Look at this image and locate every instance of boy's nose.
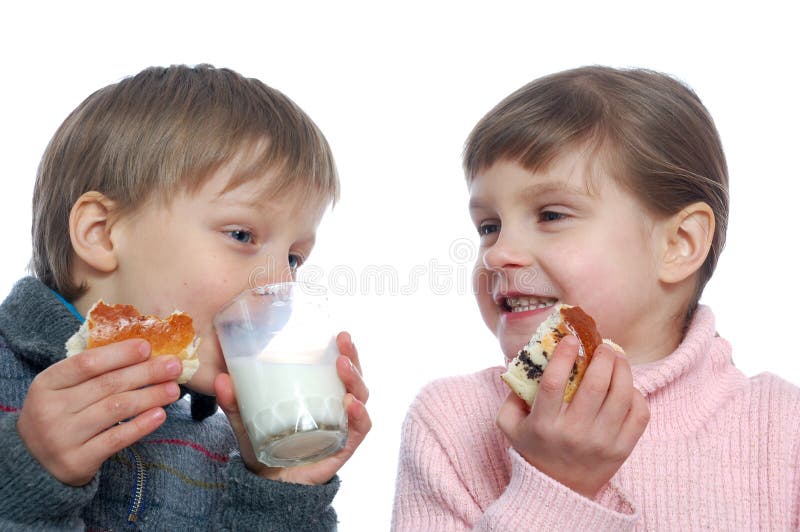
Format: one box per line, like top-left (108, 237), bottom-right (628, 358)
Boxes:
top-left (247, 257), bottom-right (297, 289)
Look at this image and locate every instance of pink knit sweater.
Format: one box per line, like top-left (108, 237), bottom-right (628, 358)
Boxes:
top-left (392, 306), bottom-right (800, 530)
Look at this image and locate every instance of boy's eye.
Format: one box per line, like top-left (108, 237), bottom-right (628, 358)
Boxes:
top-left (540, 211), bottom-right (566, 222)
top-left (288, 254), bottom-right (304, 270)
top-left (478, 223), bottom-right (500, 236)
top-left (227, 229), bottom-right (254, 244)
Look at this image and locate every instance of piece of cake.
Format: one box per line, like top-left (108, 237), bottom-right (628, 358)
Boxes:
top-left (501, 304), bottom-right (620, 405)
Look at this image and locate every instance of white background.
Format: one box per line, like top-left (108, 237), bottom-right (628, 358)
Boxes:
top-left (2, 1), bottom-right (798, 529)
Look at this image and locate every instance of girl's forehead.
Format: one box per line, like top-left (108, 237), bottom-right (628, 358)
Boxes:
top-left (469, 153), bottom-right (606, 200)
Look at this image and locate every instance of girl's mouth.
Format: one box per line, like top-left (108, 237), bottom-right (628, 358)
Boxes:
top-left (502, 296), bottom-right (558, 313)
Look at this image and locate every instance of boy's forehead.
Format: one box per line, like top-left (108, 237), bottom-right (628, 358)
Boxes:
top-left (204, 172), bottom-right (330, 225)
top-left (188, 158), bottom-right (328, 209)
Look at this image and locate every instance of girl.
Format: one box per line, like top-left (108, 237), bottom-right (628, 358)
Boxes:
top-left (392, 66), bottom-right (799, 530)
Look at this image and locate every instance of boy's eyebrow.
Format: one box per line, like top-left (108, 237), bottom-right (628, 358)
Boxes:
top-left (212, 195), bottom-right (265, 210)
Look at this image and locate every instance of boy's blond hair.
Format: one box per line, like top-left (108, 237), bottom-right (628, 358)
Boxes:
top-left (464, 66), bottom-right (729, 319)
top-left (32, 64), bottom-right (339, 301)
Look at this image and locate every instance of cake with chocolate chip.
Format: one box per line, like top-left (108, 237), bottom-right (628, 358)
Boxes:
top-left (501, 304), bottom-right (620, 405)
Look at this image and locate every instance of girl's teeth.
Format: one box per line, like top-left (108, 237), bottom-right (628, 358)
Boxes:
top-left (505, 297), bottom-right (556, 312)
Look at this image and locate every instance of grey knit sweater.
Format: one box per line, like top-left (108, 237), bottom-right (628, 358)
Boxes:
top-left (0, 277), bottom-right (340, 531)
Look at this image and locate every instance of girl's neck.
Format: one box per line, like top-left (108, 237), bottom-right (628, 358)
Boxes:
top-left (625, 306), bottom-right (687, 366)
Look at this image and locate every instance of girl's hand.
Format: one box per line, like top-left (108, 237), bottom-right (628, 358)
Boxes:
top-left (216, 331), bottom-right (371, 484)
top-left (17, 339), bottom-right (182, 486)
top-left (496, 335), bottom-right (650, 498)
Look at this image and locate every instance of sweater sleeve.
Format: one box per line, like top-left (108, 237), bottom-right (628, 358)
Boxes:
top-left (791, 388), bottom-right (800, 530)
top-left (392, 384), bottom-right (639, 531)
top-left (217, 454), bottom-right (339, 531)
top-left (391, 405), bottom-right (485, 530)
top-left (478, 449), bottom-right (638, 530)
top-left (0, 412), bottom-right (99, 531)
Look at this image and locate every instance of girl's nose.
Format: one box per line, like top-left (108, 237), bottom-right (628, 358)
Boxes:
top-left (481, 232), bottom-right (534, 271)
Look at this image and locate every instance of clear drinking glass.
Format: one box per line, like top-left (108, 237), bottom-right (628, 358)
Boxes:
top-left (214, 282), bottom-right (347, 467)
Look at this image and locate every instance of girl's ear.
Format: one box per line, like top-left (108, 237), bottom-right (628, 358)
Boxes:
top-left (658, 201), bottom-right (715, 284)
top-left (69, 191), bottom-right (120, 274)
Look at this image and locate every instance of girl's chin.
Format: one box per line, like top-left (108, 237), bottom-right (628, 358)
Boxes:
top-left (497, 307), bottom-right (558, 358)
top-left (499, 332), bottom-right (534, 361)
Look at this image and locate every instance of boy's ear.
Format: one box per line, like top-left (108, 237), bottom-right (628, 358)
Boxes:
top-left (69, 191), bottom-right (120, 273)
top-left (658, 201), bottom-right (715, 284)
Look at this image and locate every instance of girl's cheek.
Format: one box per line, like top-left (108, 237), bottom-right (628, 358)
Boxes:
top-left (472, 263), bottom-right (490, 294)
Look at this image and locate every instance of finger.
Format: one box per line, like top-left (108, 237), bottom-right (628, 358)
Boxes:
top-left (336, 355), bottom-right (369, 404)
top-left (617, 389), bottom-right (650, 451)
top-left (595, 355), bottom-right (635, 432)
top-left (530, 335), bottom-right (579, 419)
top-left (496, 392), bottom-right (530, 440)
top-left (336, 331), bottom-right (362, 375)
top-left (45, 339), bottom-right (151, 389)
top-left (214, 373), bottom-right (260, 467)
top-left (77, 381), bottom-right (181, 442)
top-left (70, 355), bottom-right (183, 413)
top-left (314, 393), bottom-right (372, 472)
top-left (214, 372), bottom-right (238, 415)
top-left (568, 343), bottom-right (616, 420)
top-left (342, 393), bottom-right (371, 451)
top-left (83, 406), bottom-right (168, 464)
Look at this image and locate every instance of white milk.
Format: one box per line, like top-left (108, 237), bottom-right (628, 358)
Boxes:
top-left (226, 349), bottom-right (347, 465)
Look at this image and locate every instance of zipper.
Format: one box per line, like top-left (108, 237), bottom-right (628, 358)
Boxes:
top-left (126, 446), bottom-right (147, 524)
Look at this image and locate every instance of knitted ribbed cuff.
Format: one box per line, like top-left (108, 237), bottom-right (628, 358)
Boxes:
top-left (0, 413), bottom-right (98, 523)
top-left (479, 448), bottom-right (638, 530)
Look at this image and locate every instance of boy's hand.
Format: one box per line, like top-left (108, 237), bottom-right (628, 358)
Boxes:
top-left (216, 331), bottom-right (371, 485)
top-left (496, 335), bottom-right (650, 499)
top-left (16, 339), bottom-right (182, 486)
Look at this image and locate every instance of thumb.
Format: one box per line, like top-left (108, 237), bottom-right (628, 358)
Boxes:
top-left (214, 373), bottom-right (260, 467)
top-left (496, 391), bottom-right (530, 440)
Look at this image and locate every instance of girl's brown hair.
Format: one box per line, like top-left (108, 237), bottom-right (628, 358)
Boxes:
top-left (464, 66), bottom-right (728, 317)
top-left (32, 64), bottom-right (339, 300)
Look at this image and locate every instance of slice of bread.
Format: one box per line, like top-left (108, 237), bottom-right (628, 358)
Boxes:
top-left (501, 304), bottom-right (620, 405)
top-left (65, 300), bottom-right (200, 384)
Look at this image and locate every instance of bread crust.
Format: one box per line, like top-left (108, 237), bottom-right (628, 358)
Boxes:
top-left (560, 305), bottom-right (602, 402)
top-left (87, 302), bottom-right (196, 355)
top-left (65, 300), bottom-right (200, 384)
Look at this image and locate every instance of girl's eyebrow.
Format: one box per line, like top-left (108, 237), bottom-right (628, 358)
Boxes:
top-left (469, 181), bottom-right (587, 212)
top-left (518, 181), bottom-right (588, 202)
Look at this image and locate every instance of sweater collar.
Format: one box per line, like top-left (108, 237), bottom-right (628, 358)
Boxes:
top-left (631, 305), bottom-right (746, 438)
top-left (0, 277), bottom-right (82, 370)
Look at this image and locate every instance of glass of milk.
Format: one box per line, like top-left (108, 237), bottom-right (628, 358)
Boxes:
top-left (214, 282), bottom-right (347, 467)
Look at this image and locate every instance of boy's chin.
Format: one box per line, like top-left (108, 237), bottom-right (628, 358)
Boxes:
top-left (180, 369), bottom-right (218, 398)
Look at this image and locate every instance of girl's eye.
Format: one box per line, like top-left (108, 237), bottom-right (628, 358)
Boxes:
top-left (227, 229), bottom-right (254, 244)
top-left (540, 211), bottom-right (566, 223)
top-left (478, 223), bottom-right (500, 236)
top-left (288, 254), bottom-right (304, 270)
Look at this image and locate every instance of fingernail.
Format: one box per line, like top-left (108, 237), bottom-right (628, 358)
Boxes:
top-left (139, 341), bottom-right (151, 357)
top-left (166, 359), bottom-right (182, 375)
top-left (562, 335), bottom-right (578, 347)
top-left (165, 382), bottom-right (180, 397)
top-left (348, 357), bottom-right (361, 376)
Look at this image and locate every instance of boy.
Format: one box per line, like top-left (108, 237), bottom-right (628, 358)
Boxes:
top-left (0, 64), bottom-right (370, 530)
